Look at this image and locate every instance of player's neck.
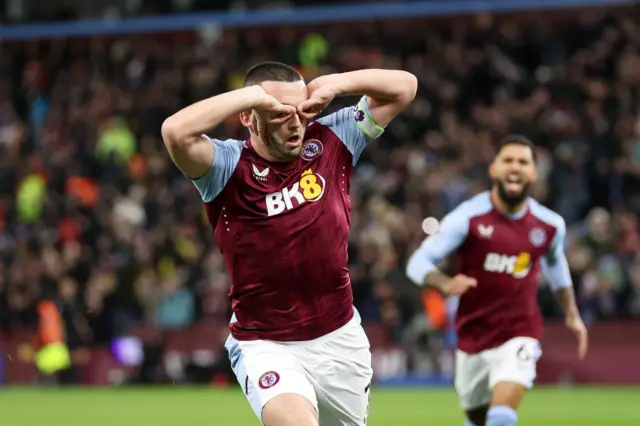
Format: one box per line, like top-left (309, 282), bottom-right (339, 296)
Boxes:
top-left (490, 189), bottom-right (528, 217)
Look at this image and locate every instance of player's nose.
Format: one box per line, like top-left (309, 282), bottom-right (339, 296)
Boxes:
top-left (289, 112), bottom-right (303, 128)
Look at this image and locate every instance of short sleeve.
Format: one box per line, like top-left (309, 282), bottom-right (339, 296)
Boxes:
top-left (545, 217), bottom-right (567, 264)
top-left (406, 205), bottom-right (471, 286)
top-left (541, 217), bottom-right (572, 290)
top-left (192, 138), bottom-right (243, 202)
top-left (316, 96), bottom-right (384, 165)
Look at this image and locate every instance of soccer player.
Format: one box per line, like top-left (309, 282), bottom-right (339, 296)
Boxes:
top-left (406, 135), bottom-right (588, 426)
top-left (161, 62), bottom-right (417, 426)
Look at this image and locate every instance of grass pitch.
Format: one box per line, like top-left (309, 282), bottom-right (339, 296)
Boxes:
top-left (1, 386), bottom-right (639, 425)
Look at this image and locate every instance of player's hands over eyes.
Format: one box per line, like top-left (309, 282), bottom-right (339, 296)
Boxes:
top-left (565, 315), bottom-right (588, 360)
top-left (443, 274), bottom-right (478, 296)
top-left (253, 94), bottom-right (297, 141)
top-left (298, 82), bottom-right (337, 120)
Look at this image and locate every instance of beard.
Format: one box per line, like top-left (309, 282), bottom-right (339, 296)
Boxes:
top-left (267, 134), bottom-right (300, 161)
top-left (496, 180), bottom-right (531, 208)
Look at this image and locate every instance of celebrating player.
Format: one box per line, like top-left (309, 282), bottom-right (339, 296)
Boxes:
top-left (161, 62), bottom-right (417, 426)
top-left (406, 135), bottom-right (588, 426)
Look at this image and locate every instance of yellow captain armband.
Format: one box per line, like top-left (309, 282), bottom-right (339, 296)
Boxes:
top-left (353, 96), bottom-right (385, 139)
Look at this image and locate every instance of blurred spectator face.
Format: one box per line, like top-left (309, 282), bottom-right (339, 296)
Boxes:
top-left (85, 282), bottom-right (104, 313)
top-left (59, 277), bottom-right (78, 301)
top-left (587, 207), bottom-right (611, 242)
top-left (240, 81), bottom-right (308, 161)
top-left (489, 143), bottom-right (538, 208)
top-left (8, 286), bottom-right (29, 310)
top-left (374, 282), bottom-right (395, 301)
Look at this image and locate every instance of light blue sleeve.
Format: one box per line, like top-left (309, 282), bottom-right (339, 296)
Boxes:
top-left (316, 96), bottom-right (384, 165)
top-left (192, 138), bottom-right (242, 202)
top-left (540, 218), bottom-right (572, 291)
top-left (405, 207), bottom-right (470, 286)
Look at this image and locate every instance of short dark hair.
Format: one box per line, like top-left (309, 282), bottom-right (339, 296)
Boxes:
top-left (496, 134), bottom-right (536, 162)
top-left (243, 62), bottom-right (303, 87)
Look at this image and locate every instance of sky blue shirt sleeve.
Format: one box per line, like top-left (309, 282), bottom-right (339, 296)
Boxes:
top-left (191, 138), bottom-right (242, 202)
top-left (406, 207), bottom-right (470, 286)
top-left (316, 96), bottom-right (379, 165)
top-left (540, 218), bottom-right (572, 291)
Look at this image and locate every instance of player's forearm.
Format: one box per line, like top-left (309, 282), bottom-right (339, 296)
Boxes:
top-left (423, 271), bottom-right (452, 292)
top-left (319, 69), bottom-right (417, 103)
top-left (162, 85), bottom-right (265, 147)
top-left (406, 252), bottom-right (452, 291)
top-left (555, 287), bottom-right (581, 319)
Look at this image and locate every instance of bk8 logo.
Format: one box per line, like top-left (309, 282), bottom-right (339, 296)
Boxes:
top-left (483, 252), bottom-right (532, 279)
top-left (265, 169), bottom-right (326, 217)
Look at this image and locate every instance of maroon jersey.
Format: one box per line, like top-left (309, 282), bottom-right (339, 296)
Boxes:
top-left (192, 101), bottom-right (375, 341)
top-left (406, 192), bottom-right (571, 353)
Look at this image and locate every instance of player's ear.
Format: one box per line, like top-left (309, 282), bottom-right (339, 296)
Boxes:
top-left (530, 163), bottom-right (539, 183)
top-left (488, 161), bottom-right (497, 180)
top-left (239, 111), bottom-right (252, 128)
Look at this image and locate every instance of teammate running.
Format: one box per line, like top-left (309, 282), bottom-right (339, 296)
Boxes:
top-left (406, 135), bottom-right (588, 426)
top-left (161, 62), bottom-right (417, 426)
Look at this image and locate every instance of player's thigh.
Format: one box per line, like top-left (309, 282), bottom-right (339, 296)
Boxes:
top-left (309, 324), bottom-right (373, 426)
top-left (455, 349), bottom-right (493, 411)
top-left (489, 337), bottom-right (542, 408)
top-left (225, 336), bottom-right (318, 425)
top-left (262, 394), bottom-right (319, 426)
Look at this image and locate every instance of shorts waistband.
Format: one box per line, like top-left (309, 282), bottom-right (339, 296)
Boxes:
top-left (265, 308), bottom-right (361, 347)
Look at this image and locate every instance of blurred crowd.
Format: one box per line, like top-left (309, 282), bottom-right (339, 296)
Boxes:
top-left (2, 0), bottom-right (429, 24)
top-left (0, 6), bottom-right (639, 358)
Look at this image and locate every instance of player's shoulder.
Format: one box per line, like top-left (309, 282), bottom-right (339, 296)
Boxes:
top-left (208, 136), bottom-right (248, 164)
top-left (528, 198), bottom-right (566, 232)
top-left (451, 191), bottom-right (494, 220)
top-left (311, 106), bottom-right (354, 139)
top-left (211, 137), bottom-right (247, 153)
top-left (313, 99), bottom-right (374, 143)
top-left (192, 137), bottom-right (247, 203)
top-left (304, 109), bottom-right (357, 160)
top-left (439, 192), bottom-right (493, 235)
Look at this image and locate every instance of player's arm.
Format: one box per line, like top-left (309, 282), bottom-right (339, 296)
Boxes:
top-left (161, 85), bottom-right (269, 179)
top-left (310, 70), bottom-right (417, 165)
top-left (541, 218), bottom-right (588, 359)
top-left (303, 69), bottom-right (417, 128)
top-left (405, 207), bottom-right (477, 296)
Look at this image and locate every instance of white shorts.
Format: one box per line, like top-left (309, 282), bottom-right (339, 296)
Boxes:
top-left (454, 337), bottom-right (542, 410)
top-left (225, 312), bottom-right (373, 426)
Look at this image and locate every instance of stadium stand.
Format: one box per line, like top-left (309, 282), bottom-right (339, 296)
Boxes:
top-left (0, 2), bottom-right (638, 384)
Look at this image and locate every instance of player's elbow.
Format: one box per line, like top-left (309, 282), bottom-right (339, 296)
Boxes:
top-left (405, 252), bottom-right (428, 286)
top-left (396, 71), bottom-right (418, 106)
top-left (161, 116), bottom-right (198, 150)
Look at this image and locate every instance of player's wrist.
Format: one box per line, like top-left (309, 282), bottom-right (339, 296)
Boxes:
top-left (309, 74), bottom-right (346, 97)
top-left (244, 85), bottom-right (268, 109)
top-left (565, 311), bottom-right (581, 322)
top-left (424, 271), bottom-right (452, 292)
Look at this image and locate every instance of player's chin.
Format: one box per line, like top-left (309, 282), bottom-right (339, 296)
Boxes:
top-left (503, 182), bottom-right (525, 196)
top-left (284, 141), bottom-right (302, 156)
top-left (498, 181), bottom-right (529, 203)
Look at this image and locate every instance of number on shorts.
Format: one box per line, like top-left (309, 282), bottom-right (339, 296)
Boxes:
top-left (363, 382), bottom-right (371, 425)
top-left (516, 344), bottom-right (532, 361)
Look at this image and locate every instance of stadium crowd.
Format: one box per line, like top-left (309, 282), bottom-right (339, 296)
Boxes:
top-left (0, 6), bottom-right (638, 361)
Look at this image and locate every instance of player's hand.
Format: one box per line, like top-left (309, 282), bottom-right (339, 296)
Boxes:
top-left (442, 274), bottom-right (477, 296)
top-left (565, 314), bottom-right (588, 360)
top-left (253, 93), bottom-right (297, 141)
top-left (298, 81), bottom-right (337, 120)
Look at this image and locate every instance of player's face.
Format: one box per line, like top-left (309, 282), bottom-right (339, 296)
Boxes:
top-left (259, 81), bottom-right (309, 161)
top-left (490, 144), bottom-right (538, 207)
